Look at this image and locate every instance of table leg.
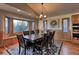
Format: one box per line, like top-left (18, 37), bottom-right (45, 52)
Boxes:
top-left (32, 43), bottom-right (35, 53)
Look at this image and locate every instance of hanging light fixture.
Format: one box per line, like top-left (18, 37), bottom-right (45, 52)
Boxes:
top-left (39, 3), bottom-right (47, 18)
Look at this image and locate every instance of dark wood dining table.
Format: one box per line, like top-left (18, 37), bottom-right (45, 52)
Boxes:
top-left (23, 34), bottom-right (43, 53)
top-left (23, 34), bottom-right (43, 43)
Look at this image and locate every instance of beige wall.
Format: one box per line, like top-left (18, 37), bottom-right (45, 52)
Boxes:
top-left (0, 10), bottom-right (32, 20)
top-left (38, 11), bottom-right (79, 40)
top-left (0, 10), bottom-right (38, 40)
top-left (46, 12), bottom-right (79, 40)
top-left (0, 15), bottom-right (4, 47)
top-left (1, 9), bottom-right (79, 41)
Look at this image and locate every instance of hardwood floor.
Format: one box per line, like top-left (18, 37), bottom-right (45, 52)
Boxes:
top-left (0, 38), bottom-right (18, 54)
top-left (0, 38), bottom-right (79, 55)
top-left (60, 40), bottom-right (79, 55)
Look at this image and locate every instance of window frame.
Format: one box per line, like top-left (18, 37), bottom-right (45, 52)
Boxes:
top-left (13, 19), bottom-right (29, 33)
top-left (62, 18), bottom-right (69, 32)
top-left (32, 21), bottom-right (35, 31)
top-left (5, 17), bottom-right (9, 34)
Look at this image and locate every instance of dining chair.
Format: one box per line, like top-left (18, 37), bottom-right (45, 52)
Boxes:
top-left (16, 34), bottom-right (31, 55)
top-left (36, 30), bottom-right (39, 34)
top-left (42, 31), bottom-right (56, 55)
top-left (52, 31), bottom-right (55, 43)
top-left (43, 34), bottom-right (49, 48)
top-left (34, 39), bottom-right (43, 54)
top-left (48, 41), bottom-right (63, 55)
top-left (48, 31), bottom-right (55, 47)
top-left (30, 31), bottom-right (35, 34)
top-left (23, 31), bottom-right (29, 35)
top-left (34, 34), bottom-right (48, 54)
top-left (33, 35), bottom-right (46, 55)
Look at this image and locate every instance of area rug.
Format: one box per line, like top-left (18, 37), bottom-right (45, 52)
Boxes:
top-left (4, 41), bottom-right (61, 55)
top-left (6, 45), bottom-right (33, 55)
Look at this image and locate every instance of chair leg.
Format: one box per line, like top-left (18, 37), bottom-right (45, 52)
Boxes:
top-left (50, 41), bottom-right (52, 47)
top-left (19, 46), bottom-right (21, 55)
top-left (24, 48), bottom-right (26, 55)
top-left (40, 50), bottom-right (43, 55)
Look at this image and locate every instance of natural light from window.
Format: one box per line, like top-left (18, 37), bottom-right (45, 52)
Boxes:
top-left (13, 19), bottom-right (29, 32)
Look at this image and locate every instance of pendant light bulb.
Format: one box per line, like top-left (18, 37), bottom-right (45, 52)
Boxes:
top-left (39, 14), bottom-right (43, 18)
top-left (44, 15), bottom-right (47, 18)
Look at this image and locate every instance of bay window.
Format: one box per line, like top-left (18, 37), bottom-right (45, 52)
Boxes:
top-left (5, 17), bottom-right (9, 34)
top-left (13, 19), bottom-right (29, 32)
top-left (32, 21), bottom-right (35, 30)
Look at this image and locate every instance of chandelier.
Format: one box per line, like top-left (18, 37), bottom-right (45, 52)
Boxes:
top-left (39, 3), bottom-right (47, 18)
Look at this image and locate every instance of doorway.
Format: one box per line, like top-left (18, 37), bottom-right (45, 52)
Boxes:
top-left (62, 18), bottom-right (70, 40)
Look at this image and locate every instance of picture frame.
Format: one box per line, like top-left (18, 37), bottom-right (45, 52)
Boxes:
top-left (50, 19), bottom-right (60, 28)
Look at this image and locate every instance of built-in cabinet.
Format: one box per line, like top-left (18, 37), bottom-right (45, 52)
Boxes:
top-left (72, 15), bottom-right (79, 24)
top-left (71, 14), bottom-right (79, 39)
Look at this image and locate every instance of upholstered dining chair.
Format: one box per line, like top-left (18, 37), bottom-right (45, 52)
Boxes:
top-left (34, 39), bottom-right (43, 55)
top-left (48, 31), bottom-right (55, 47)
top-left (36, 30), bottom-right (39, 34)
top-left (23, 31), bottom-right (29, 35)
top-left (30, 31), bottom-right (35, 34)
top-left (33, 34), bottom-right (48, 55)
top-left (16, 34), bottom-right (31, 55)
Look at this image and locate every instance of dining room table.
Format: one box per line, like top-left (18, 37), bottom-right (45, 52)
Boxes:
top-left (23, 33), bottom-right (44, 53)
top-left (23, 33), bottom-right (43, 42)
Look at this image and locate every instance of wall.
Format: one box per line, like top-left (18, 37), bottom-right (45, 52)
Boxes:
top-left (46, 11), bottom-right (79, 40)
top-left (0, 15), bottom-right (4, 47)
top-left (0, 10), bottom-right (32, 20)
top-left (0, 10), bottom-right (38, 40)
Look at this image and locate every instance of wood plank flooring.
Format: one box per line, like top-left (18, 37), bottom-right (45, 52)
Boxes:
top-left (0, 38), bottom-right (79, 55)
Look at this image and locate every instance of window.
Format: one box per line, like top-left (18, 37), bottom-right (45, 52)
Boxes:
top-left (5, 17), bottom-right (9, 34)
top-left (13, 19), bottom-right (29, 32)
top-left (63, 18), bottom-right (69, 32)
top-left (32, 21), bottom-right (35, 30)
top-left (38, 20), bottom-right (40, 29)
top-left (43, 20), bottom-right (47, 33)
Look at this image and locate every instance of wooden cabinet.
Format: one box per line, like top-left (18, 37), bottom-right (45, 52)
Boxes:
top-left (72, 14), bottom-right (79, 24)
top-left (71, 14), bottom-right (79, 39)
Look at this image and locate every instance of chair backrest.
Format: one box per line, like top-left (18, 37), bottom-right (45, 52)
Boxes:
top-left (16, 35), bottom-right (25, 46)
top-left (36, 30), bottom-right (39, 34)
top-left (50, 31), bottom-right (55, 39)
top-left (41, 34), bottom-right (48, 47)
top-left (44, 34), bottom-right (48, 41)
top-left (23, 31), bottom-right (29, 35)
top-left (30, 31), bottom-right (35, 34)
top-left (52, 31), bottom-right (55, 38)
top-left (49, 31), bottom-right (55, 43)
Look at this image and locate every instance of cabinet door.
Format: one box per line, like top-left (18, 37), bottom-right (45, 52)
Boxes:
top-left (72, 15), bottom-right (79, 24)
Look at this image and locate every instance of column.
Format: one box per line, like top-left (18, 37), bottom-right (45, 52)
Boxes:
top-left (34, 17), bottom-right (38, 31)
top-left (8, 17), bottom-right (13, 35)
top-left (29, 21), bottom-right (32, 32)
top-left (0, 15), bottom-right (4, 48)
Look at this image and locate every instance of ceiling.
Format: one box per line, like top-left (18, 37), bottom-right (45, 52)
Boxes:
top-left (0, 3), bottom-right (79, 18)
top-left (27, 3), bottom-right (79, 17)
top-left (0, 3), bottom-right (38, 19)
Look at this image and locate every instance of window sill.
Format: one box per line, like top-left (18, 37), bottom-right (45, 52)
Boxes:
top-left (3, 35), bottom-right (16, 40)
